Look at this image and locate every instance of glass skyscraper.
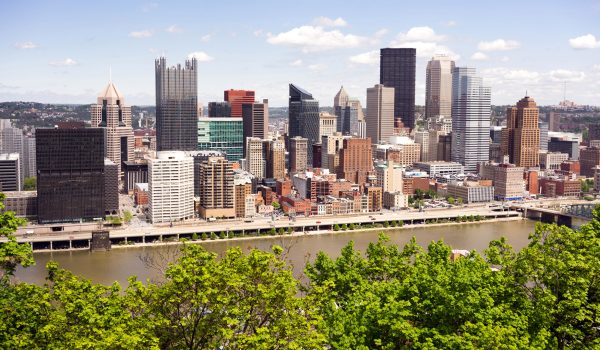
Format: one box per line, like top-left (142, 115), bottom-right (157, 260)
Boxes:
top-left (451, 67), bottom-right (491, 173)
top-left (288, 84), bottom-right (319, 166)
top-left (197, 117), bottom-right (244, 162)
top-left (155, 56), bottom-right (198, 151)
top-left (380, 48), bottom-right (416, 130)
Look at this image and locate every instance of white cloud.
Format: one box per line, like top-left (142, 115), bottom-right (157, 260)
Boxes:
top-left (201, 34), bottom-right (211, 42)
top-left (593, 64), bottom-right (600, 71)
top-left (166, 25), bottom-right (183, 33)
top-left (478, 39), bottom-right (520, 51)
top-left (267, 26), bottom-right (367, 52)
top-left (14, 41), bottom-right (37, 49)
top-left (289, 59), bottom-right (303, 66)
top-left (471, 52), bottom-right (488, 60)
top-left (187, 51), bottom-right (214, 62)
top-left (374, 28), bottom-right (388, 38)
top-left (313, 16), bottom-right (347, 27)
top-left (129, 30), bottom-right (153, 38)
top-left (482, 68), bottom-right (541, 85)
top-left (49, 58), bottom-right (78, 66)
top-left (549, 69), bottom-right (585, 82)
top-left (395, 26), bottom-right (445, 42)
top-left (349, 50), bottom-right (378, 65)
top-left (308, 63), bottom-right (326, 71)
top-left (253, 29), bottom-right (264, 37)
top-left (568, 34), bottom-right (600, 49)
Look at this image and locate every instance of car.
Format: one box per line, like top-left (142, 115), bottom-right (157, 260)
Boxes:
top-left (316, 221), bottom-right (321, 224)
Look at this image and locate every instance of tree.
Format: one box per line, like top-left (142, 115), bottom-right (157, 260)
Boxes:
top-left (271, 201), bottom-right (280, 209)
top-left (457, 197), bottom-right (464, 205)
top-left (447, 196), bottom-right (456, 205)
top-left (201, 233), bottom-right (208, 241)
top-left (191, 232), bottom-right (198, 241)
top-left (123, 210), bottom-right (133, 224)
top-left (210, 232), bottom-right (216, 240)
top-left (0, 193), bottom-right (33, 282)
top-left (219, 231), bottom-right (226, 239)
top-left (143, 244), bottom-right (325, 349)
top-left (333, 224), bottom-right (340, 231)
top-left (23, 177), bottom-right (36, 191)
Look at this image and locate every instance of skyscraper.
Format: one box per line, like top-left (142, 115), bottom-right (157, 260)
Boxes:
top-left (334, 86), bottom-right (349, 132)
top-left (36, 127), bottom-right (106, 224)
top-left (197, 117), bottom-right (244, 162)
top-left (288, 84), bottom-right (320, 165)
top-left (319, 112), bottom-right (337, 139)
top-left (380, 48), bottom-right (416, 129)
top-left (425, 55), bottom-right (455, 119)
top-left (155, 56), bottom-right (198, 151)
top-left (91, 81), bottom-right (134, 173)
top-left (242, 99), bottom-right (269, 153)
top-left (451, 67), bottom-right (491, 173)
top-left (289, 136), bottom-right (308, 174)
top-left (198, 156), bottom-right (235, 219)
top-left (224, 89), bottom-right (255, 118)
top-left (366, 84), bottom-right (395, 144)
top-left (502, 96), bottom-right (540, 168)
top-left (264, 138), bottom-right (286, 180)
top-left (338, 137), bottom-right (373, 186)
top-left (0, 153), bottom-right (21, 191)
top-left (245, 137), bottom-right (265, 179)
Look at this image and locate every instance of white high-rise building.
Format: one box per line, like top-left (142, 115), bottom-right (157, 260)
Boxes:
top-left (451, 67), bottom-right (491, 173)
top-left (366, 84), bottom-right (395, 144)
top-left (149, 151), bottom-right (194, 223)
top-left (91, 81), bottom-right (134, 173)
top-left (426, 55), bottom-right (455, 120)
top-left (375, 161), bottom-right (404, 192)
top-left (245, 137), bottom-right (265, 179)
top-left (23, 135), bottom-right (36, 178)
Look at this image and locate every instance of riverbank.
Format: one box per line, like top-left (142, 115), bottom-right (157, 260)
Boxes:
top-left (31, 215), bottom-right (524, 253)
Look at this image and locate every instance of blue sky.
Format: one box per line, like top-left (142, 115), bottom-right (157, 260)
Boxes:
top-left (1, 0), bottom-right (599, 107)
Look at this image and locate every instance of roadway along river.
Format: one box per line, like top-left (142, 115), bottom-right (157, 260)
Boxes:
top-left (15, 220), bottom-right (537, 286)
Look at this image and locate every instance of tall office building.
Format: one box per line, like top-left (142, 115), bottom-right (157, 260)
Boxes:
top-left (0, 153), bottom-right (21, 191)
top-left (91, 81), bottom-right (134, 173)
top-left (321, 132), bottom-right (346, 173)
top-left (264, 138), bottom-right (285, 180)
top-left (539, 121), bottom-right (549, 151)
top-left (224, 89), bottom-right (255, 118)
top-left (375, 160), bottom-right (403, 193)
top-left (589, 123), bottom-right (600, 142)
top-left (425, 55), bottom-right (455, 119)
top-left (148, 151), bottom-right (194, 223)
top-left (380, 48), bottom-right (416, 129)
top-left (288, 84), bottom-right (319, 165)
top-left (366, 84), bottom-right (395, 144)
top-left (502, 96), bottom-right (540, 168)
top-left (245, 137), bottom-right (265, 179)
top-left (23, 135), bottom-right (36, 178)
top-left (197, 117), bottom-right (244, 162)
top-left (242, 99), bottom-right (269, 155)
top-left (334, 86), bottom-right (349, 132)
top-left (547, 111), bottom-right (560, 132)
top-left (36, 127), bottom-right (106, 224)
top-left (198, 156), bottom-right (235, 219)
top-left (450, 67), bottom-right (491, 173)
top-left (289, 136), bottom-right (308, 173)
top-left (155, 56), bottom-right (198, 151)
top-left (0, 126), bottom-right (25, 184)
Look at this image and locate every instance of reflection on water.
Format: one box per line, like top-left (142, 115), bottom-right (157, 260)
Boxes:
top-left (15, 220), bottom-right (537, 286)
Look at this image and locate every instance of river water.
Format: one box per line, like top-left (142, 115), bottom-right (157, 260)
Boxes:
top-left (15, 220), bottom-right (537, 286)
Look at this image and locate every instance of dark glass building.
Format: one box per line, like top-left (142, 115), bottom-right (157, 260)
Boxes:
top-left (288, 84), bottom-right (319, 166)
top-left (155, 56), bottom-right (198, 151)
top-left (36, 128), bottom-right (106, 224)
top-left (380, 48), bottom-right (416, 130)
top-left (208, 102), bottom-right (231, 118)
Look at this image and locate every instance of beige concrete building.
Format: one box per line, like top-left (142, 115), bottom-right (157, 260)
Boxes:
top-left (425, 55), bottom-right (455, 119)
top-left (289, 136), bottom-right (308, 174)
top-left (539, 151), bottom-right (569, 170)
top-left (479, 162), bottom-right (525, 200)
top-left (319, 112), bottom-right (337, 139)
top-left (366, 84), bottom-right (394, 144)
top-left (377, 141), bottom-right (421, 167)
top-left (321, 132), bottom-right (348, 173)
top-left (198, 156), bottom-right (235, 219)
top-left (245, 137), bottom-right (265, 179)
top-left (91, 82), bottom-right (134, 173)
top-left (375, 161), bottom-right (404, 192)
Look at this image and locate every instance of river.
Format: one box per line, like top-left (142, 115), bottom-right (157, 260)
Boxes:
top-left (15, 220), bottom-right (537, 286)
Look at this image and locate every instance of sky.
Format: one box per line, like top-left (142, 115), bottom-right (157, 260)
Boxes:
top-left (1, 0), bottom-right (599, 107)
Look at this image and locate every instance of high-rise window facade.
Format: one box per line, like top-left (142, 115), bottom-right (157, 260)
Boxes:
top-left (197, 117), bottom-right (244, 162)
top-left (288, 84), bottom-right (319, 166)
top-left (425, 55), bottom-right (455, 119)
top-left (155, 57), bottom-right (198, 151)
top-left (380, 48), bottom-right (416, 129)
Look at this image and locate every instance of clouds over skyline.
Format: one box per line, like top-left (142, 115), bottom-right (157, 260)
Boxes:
top-left (478, 39), bottom-right (520, 51)
top-left (569, 34), bottom-right (600, 49)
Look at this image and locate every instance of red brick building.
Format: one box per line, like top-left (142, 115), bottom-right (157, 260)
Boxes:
top-left (276, 179), bottom-right (292, 198)
top-left (280, 195), bottom-right (311, 216)
top-left (224, 89), bottom-right (255, 118)
top-left (539, 177), bottom-right (581, 197)
top-left (337, 138), bottom-right (373, 186)
top-left (560, 160), bottom-right (580, 175)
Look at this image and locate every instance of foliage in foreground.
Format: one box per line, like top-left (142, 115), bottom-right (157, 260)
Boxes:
top-left (1, 193), bottom-right (600, 348)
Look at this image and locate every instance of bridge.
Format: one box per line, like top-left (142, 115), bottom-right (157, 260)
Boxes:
top-left (510, 201), bottom-right (599, 227)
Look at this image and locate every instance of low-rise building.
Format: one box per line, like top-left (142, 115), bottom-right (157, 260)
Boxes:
top-left (382, 191), bottom-right (408, 210)
top-left (539, 176), bottom-right (581, 197)
top-left (1, 191), bottom-right (37, 219)
top-left (413, 161), bottom-right (464, 177)
top-left (447, 181), bottom-right (494, 203)
top-left (539, 152), bottom-right (569, 170)
top-left (134, 183), bottom-right (149, 206)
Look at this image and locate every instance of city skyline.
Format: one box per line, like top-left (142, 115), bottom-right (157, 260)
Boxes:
top-left (0, 0), bottom-right (599, 107)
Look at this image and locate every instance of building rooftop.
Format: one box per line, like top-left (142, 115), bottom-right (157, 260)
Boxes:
top-left (0, 153), bottom-right (19, 161)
